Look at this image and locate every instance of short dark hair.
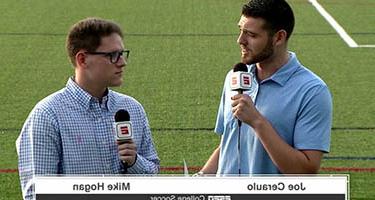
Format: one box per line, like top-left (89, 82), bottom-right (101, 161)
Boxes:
top-left (66, 17), bottom-right (123, 66)
top-left (242, 0), bottom-right (295, 40)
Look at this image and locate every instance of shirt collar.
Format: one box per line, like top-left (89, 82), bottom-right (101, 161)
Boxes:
top-left (99, 92), bottom-right (109, 110)
top-left (107, 91), bottom-right (118, 113)
top-left (249, 52), bottom-right (300, 86)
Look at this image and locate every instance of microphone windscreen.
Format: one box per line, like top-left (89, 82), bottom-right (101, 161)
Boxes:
top-left (115, 109), bottom-right (130, 122)
top-left (233, 62), bottom-right (248, 72)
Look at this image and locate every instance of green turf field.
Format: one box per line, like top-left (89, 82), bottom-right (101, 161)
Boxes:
top-left (0, 0), bottom-right (374, 199)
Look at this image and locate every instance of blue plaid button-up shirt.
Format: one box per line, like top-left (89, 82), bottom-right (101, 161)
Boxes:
top-left (16, 78), bottom-right (159, 199)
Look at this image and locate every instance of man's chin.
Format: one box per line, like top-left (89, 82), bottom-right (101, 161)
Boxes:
top-left (110, 80), bottom-right (123, 87)
top-left (241, 57), bottom-right (252, 65)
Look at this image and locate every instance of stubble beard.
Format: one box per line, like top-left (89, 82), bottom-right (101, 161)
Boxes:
top-left (241, 38), bottom-right (274, 65)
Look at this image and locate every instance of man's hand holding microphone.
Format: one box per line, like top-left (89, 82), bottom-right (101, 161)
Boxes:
top-left (230, 63), bottom-right (261, 128)
top-left (114, 109), bottom-right (137, 172)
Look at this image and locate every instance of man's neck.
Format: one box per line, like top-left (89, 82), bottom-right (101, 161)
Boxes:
top-left (256, 51), bottom-right (290, 81)
top-left (73, 75), bottom-right (107, 99)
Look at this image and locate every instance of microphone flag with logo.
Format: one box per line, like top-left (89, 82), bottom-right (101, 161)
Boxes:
top-left (230, 62), bottom-right (252, 94)
top-left (114, 109), bottom-right (133, 140)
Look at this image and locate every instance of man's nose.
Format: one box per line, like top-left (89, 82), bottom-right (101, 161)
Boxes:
top-left (117, 55), bottom-right (127, 67)
top-left (237, 31), bottom-right (245, 45)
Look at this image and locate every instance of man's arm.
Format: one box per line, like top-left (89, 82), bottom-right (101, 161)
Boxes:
top-left (231, 84), bottom-right (332, 173)
top-left (122, 107), bottom-right (160, 174)
top-left (17, 107), bottom-right (61, 199)
top-left (247, 116), bottom-right (323, 173)
top-left (200, 146), bottom-right (220, 174)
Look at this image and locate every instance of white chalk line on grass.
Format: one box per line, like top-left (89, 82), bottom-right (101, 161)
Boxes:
top-left (309, 0), bottom-right (375, 48)
top-left (358, 44), bottom-right (375, 48)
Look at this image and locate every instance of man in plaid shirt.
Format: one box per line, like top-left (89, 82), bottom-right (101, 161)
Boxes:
top-left (16, 17), bottom-right (160, 200)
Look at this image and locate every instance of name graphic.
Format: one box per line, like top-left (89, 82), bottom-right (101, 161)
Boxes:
top-left (247, 182), bottom-right (306, 191)
top-left (72, 182), bottom-right (130, 192)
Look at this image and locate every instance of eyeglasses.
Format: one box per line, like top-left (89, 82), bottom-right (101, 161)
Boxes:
top-left (86, 50), bottom-right (130, 64)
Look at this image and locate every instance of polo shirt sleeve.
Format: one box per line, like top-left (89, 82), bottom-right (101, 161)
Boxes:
top-left (294, 84), bottom-right (332, 152)
top-left (215, 78), bottom-right (228, 135)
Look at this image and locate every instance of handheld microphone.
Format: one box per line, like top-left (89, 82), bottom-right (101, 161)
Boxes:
top-left (114, 109), bottom-right (133, 173)
top-left (230, 63), bottom-right (252, 127)
top-left (114, 109), bottom-right (133, 141)
top-left (230, 62), bottom-right (252, 94)
top-left (230, 63), bottom-right (252, 175)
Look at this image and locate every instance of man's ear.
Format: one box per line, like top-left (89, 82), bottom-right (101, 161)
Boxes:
top-left (75, 51), bottom-right (87, 68)
top-left (273, 30), bottom-right (287, 46)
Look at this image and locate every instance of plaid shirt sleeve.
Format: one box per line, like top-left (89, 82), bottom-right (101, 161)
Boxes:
top-left (17, 106), bottom-right (61, 200)
top-left (127, 105), bottom-right (159, 174)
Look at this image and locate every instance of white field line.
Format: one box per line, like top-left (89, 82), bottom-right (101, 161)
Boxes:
top-left (358, 44), bottom-right (375, 48)
top-left (309, 0), bottom-right (360, 48)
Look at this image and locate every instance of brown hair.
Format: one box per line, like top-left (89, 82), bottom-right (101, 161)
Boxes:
top-left (242, 0), bottom-right (294, 40)
top-left (66, 17), bottom-right (123, 66)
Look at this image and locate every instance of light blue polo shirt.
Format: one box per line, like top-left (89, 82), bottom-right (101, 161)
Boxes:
top-left (215, 52), bottom-right (332, 175)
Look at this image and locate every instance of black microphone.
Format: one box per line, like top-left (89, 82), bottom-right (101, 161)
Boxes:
top-left (233, 62), bottom-right (248, 72)
top-left (114, 109), bottom-right (133, 173)
top-left (114, 109), bottom-right (133, 141)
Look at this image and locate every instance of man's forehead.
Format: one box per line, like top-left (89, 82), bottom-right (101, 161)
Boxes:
top-left (237, 15), bottom-right (266, 29)
top-left (97, 33), bottom-right (124, 50)
top-left (237, 15), bottom-right (248, 27)
top-left (103, 33), bottom-right (123, 41)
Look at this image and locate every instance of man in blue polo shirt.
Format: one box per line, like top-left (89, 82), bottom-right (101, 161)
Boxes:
top-left (199, 0), bottom-right (332, 175)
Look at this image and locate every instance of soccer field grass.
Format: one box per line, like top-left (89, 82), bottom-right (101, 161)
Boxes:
top-left (1, 0), bottom-right (374, 199)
